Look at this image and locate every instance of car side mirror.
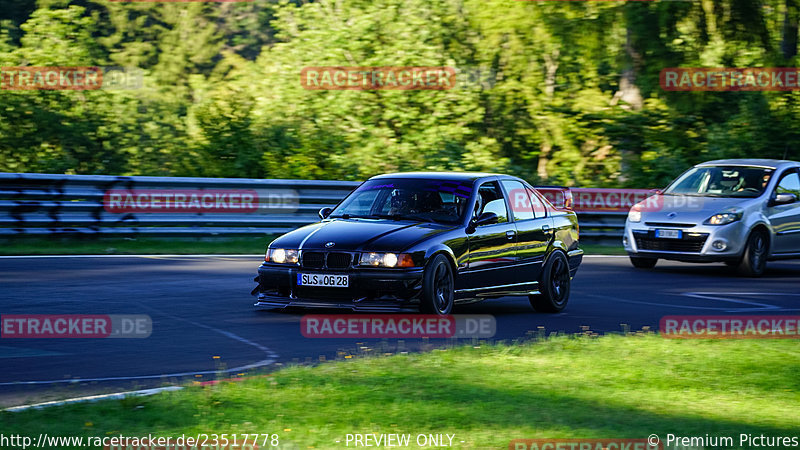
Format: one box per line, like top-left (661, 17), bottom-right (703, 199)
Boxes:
top-left (770, 193), bottom-right (798, 206)
top-left (472, 212), bottom-right (499, 227)
top-left (318, 207), bottom-right (333, 220)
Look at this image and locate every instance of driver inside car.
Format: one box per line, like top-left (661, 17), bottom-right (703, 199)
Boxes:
top-left (736, 171), bottom-right (772, 192)
top-left (417, 191), bottom-right (443, 213)
top-left (388, 190), bottom-right (447, 216)
top-left (388, 189), bottom-right (417, 215)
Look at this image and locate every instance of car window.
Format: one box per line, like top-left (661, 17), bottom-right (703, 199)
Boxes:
top-left (331, 178), bottom-right (472, 224)
top-left (526, 187), bottom-right (548, 219)
top-left (345, 188), bottom-right (381, 215)
top-left (776, 171), bottom-right (800, 197)
top-left (474, 182), bottom-right (508, 224)
top-left (501, 180), bottom-right (535, 221)
top-left (664, 165), bottom-right (775, 198)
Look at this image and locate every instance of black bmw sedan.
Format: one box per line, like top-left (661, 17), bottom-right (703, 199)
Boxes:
top-left (252, 172), bottom-right (583, 314)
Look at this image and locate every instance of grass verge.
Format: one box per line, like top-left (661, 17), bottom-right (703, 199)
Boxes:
top-left (0, 237), bottom-right (272, 255)
top-left (2, 335), bottom-right (797, 449)
top-left (578, 243), bottom-right (626, 256)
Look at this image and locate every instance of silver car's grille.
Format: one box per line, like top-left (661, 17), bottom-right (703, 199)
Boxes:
top-left (634, 233), bottom-right (709, 253)
top-left (645, 222), bottom-right (696, 228)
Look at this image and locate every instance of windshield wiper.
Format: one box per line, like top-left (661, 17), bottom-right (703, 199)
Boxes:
top-left (334, 213), bottom-right (454, 224)
top-left (331, 214), bottom-right (400, 220)
top-left (388, 213), bottom-right (456, 224)
top-left (357, 213), bottom-right (430, 222)
top-left (371, 214), bottom-right (408, 220)
top-left (330, 214), bottom-right (377, 219)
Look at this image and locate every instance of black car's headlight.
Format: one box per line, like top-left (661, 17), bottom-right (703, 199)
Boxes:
top-left (266, 248), bottom-right (299, 264)
top-left (359, 252), bottom-right (415, 268)
top-left (704, 208), bottom-right (744, 226)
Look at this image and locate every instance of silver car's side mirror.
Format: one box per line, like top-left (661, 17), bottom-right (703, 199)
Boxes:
top-left (771, 193), bottom-right (798, 206)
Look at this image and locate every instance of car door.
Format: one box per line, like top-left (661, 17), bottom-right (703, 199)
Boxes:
top-left (500, 180), bottom-right (553, 285)
top-left (458, 180), bottom-right (518, 293)
top-left (767, 169), bottom-right (800, 254)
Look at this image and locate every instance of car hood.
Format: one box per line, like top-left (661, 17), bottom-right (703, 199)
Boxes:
top-left (269, 219), bottom-right (456, 252)
top-left (636, 194), bottom-right (756, 224)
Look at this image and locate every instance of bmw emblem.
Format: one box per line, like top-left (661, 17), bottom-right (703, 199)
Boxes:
top-left (325, 242), bottom-right (336, 248)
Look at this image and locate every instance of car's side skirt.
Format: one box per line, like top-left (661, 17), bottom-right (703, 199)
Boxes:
top-left (454, 280), bottom-right (539, 300)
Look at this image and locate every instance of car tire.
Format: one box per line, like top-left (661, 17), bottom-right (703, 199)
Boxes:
top-left (629, 256), bottom-right (658, 269)
top-left (736, 230), bottom-right (769, 277)
top-left (420, 254), bottom-right (454, 315)
top-left (529, 251), bottom-right (570, 313)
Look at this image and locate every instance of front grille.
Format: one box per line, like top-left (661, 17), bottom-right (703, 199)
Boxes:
top-left (327, 252), bottom-right (352, 269)
top-left (302, 252), bottom-right (324, 268)
top-left (645, 222), bottom-right (696, 228)
top-left (634, 233), bottom-right (708, 253)
top-left (300, 251), bottom-right (353, 269)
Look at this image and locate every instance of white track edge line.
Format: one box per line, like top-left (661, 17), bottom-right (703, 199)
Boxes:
top-left (4, 386), bottom-right (184, 412)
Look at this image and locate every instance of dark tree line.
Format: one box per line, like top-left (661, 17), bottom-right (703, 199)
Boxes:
top-left (1, 0), bottom-right (798, 188)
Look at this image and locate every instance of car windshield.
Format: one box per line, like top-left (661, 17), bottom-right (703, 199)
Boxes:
top-left (663, 165), bottom-right (775, 198)
top-left (330, 178), bottom-right (473, 224)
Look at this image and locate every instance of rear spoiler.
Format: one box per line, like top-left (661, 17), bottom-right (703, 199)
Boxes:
top-left (532, 186), bottom-right (573, 210)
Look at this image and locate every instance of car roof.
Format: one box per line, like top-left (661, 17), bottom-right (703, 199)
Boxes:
top-left (696, 159), bottom-right (799, 170)
top-left (368, 171), bottom-right (516, 182)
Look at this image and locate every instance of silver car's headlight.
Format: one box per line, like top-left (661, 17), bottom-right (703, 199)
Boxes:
top-left (628, 207), bottom-right (642, 223)
top-left (704, 208), bottom-right (743, 226)
top-left (268, 248), bottom-right (299, 264)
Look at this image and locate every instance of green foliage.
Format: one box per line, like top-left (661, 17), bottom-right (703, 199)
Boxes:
top-left (0, 0), bottom-right (798, 185)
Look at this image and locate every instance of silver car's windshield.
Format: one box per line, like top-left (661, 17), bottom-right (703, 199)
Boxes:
top-left (663, 165), bottom-right (775, 198)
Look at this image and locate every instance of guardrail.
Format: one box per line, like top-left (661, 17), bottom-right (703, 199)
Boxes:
top-left (0, 173), bottom-right (642, 244)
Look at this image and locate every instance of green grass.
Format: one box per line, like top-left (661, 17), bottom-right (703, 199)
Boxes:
top-left (577, 243), bottom-right (626, 255)
top-left (2, 335), bottom-right (797, 449)
top-left (0, 237), bottom-right (272, 255)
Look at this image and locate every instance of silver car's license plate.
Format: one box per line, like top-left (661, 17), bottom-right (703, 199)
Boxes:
top-left (655, 229), bottom-right (682, 239)
top-left (297, 273), bottom-right (349, 287)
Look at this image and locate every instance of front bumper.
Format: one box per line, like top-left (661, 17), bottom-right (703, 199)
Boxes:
top-left (623, 220), bottom-right (748, 262)
top-left (252, 263), bottom-right (425, 311)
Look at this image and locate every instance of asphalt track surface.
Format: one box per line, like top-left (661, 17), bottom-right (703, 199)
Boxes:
top-left (1, 255), bottom-right (799, 407)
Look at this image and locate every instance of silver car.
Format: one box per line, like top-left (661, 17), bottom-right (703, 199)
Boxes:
top-left (623, 159), bottom-right (800, 276)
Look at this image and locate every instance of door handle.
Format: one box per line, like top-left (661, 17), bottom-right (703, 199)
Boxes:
top-left (506, 230), bottom-right (516, 239)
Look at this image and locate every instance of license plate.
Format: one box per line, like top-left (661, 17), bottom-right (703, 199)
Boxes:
top-left (297, 273), bottom-right (349, 287)
top-left (655, 229), bottom-right (682, 239)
